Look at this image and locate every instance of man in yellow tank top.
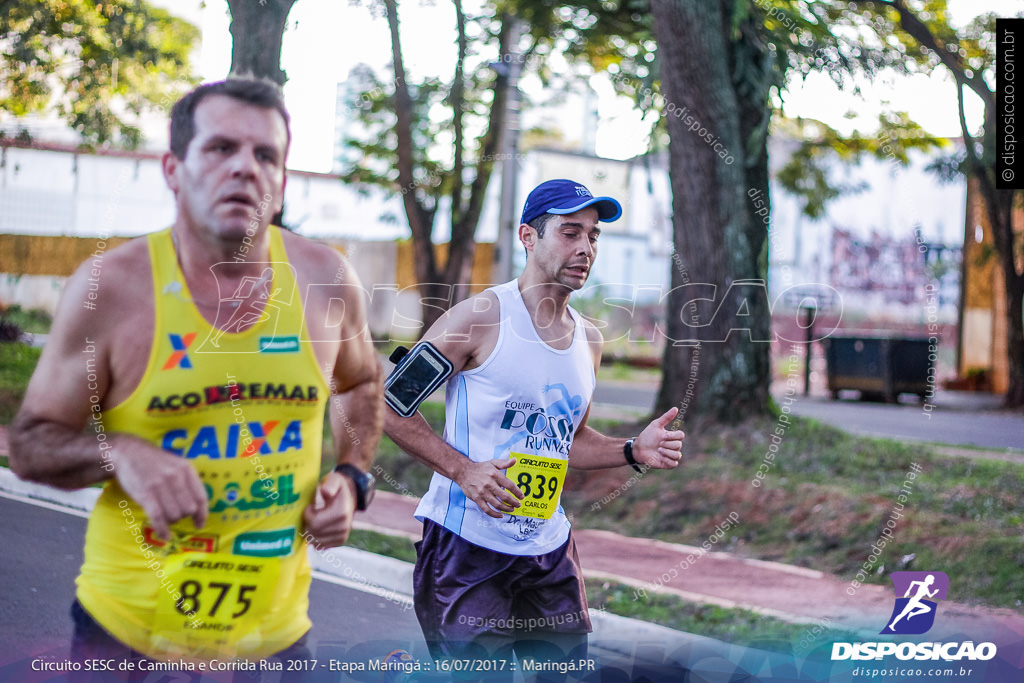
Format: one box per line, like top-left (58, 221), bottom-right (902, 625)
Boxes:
top-left (9, 78), bottom-right (383, 675)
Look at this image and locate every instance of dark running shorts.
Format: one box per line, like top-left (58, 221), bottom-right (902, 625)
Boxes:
top-left (413, 518), bottom-right (591, 659)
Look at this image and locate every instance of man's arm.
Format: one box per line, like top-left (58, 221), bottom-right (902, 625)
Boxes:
top-left (383, 292), bottom-right (524, 519)
top-left (567, 319), bottom-right (685, 470)
top-left (567, 407), bottom-right (684, 470)
top-left (303, 261), bottom-right (384, 548)
top-left (383, 410), bottom-right (523, 517)
top-left (327, 266), bottom-right (383, 472)
top-left (9, 253), bottom-right (207, 538)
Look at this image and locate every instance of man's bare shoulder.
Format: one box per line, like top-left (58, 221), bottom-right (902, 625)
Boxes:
top-left (419, 289), bottom-right (501, 371)
top-left (278, 228), bottom-right (353, 286)
top-left (579, 315), bottom-right (605, 346)
top-left (40, 235), bottom-right (152, 368)
top-left (579, 315), bottom-right (604, 367)
top-left (429, 289), bottom-right (501, 339)
top-left (66, 235), bottom-right (152, 312)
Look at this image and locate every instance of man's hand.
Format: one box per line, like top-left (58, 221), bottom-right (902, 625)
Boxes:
top-left (302, 472), bottom-right (357, 549)
top-left (633, 407), bottom-right (685, 470)
top-left (453, 457), bottom-right (524, 519)
top-left (109, 436), bottom-right (208, 540)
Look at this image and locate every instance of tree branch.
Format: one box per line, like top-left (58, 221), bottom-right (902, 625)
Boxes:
top-left (870, 0), bottom-right (994, 111)
top-left (444, 14), bottom-right (513, 285)
top-left (450, 0), bottom-right (467, 227)
top-left (384, 0), bottom-right (437, 281)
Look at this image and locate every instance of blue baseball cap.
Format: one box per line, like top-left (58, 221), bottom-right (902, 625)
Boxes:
top-left (520, 179), bottom-right (623, 226)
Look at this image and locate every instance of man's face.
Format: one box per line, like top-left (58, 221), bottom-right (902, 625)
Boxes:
top-left (529, 207), bottom-right (601, 290)
top-left (164, 94), bottom-right (288, 243)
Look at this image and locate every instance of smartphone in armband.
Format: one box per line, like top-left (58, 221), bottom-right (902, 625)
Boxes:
top-left (384, 342), bottom-right (454, 417)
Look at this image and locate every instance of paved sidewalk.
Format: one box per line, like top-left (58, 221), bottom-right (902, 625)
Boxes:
top-left (360, 492), bottom-right (1024, 647)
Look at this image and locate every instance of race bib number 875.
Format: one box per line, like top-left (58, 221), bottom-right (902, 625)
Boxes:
top-left (506, 452), bottom-right (567, 519)
top-left (152, 553), bottom-right (279, 655)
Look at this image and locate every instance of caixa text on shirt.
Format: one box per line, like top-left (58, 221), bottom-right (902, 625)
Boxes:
top-left (162, 420), bottom-right (304, 459)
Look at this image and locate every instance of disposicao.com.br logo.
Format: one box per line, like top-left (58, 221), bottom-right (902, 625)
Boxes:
top-left (882, 571), bottom-right (949, 635)
top-left (831, 571), bottom-right (997, 663)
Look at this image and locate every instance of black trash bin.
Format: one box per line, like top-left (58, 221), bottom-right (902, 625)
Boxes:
top-left (823, 332), bottom-right (932, 403)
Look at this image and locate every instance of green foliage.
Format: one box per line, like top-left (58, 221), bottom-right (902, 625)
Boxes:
top-left (774, 113), bottom-right (949, 219)
top-left (517, 0), bottom-right (983, 211)
top-left (0, 342), bottom-right (41, 422)
top-left (513, 0), bottom-right (917, 144)
top-left (508, 0), bottom-right (657, 79)
top-left (338, 0), bottom-right (516, 322)
top-left (339, 64), bottom-right (455, 214)
top-left (337, 2), bottom-right (514, 220)
top-left (565, 416), bottom-right (1024, 609)
top-left (771, 2), bottom-right (1016, 218)
top-left (849, 3), bottom-right (1009, 177)
top-left (1, 0), bottom-right (199, 147)
top-left (0, 305), bottom-right (53, 335)
top-left (346, 528), bottom-right (418, 564)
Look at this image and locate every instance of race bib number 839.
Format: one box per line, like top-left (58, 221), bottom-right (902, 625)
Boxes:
top-left (506, 452), bottom-right (567, 519)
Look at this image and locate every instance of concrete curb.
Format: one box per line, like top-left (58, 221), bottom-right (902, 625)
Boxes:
top-left (0, 466), bottom-right (101, 512)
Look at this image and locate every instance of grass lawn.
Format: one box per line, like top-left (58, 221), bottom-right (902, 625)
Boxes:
top-left (0, 342), bottom-right (42, 423)
top-left (560, 415), bottom-right (1024, 610)
top-left (365, 402), bottom-right (1024, 610)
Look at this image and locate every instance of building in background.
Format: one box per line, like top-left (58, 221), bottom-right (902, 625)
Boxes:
top-left (1, 134), bottom-right (970, 370)
top-left (829, 228), bottom-right (960, 310)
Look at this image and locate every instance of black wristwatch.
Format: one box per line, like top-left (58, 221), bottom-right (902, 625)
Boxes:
top-left (624, 438), bottom-right (644, 474)
top-left (333, 464), bottom-right (376, 511)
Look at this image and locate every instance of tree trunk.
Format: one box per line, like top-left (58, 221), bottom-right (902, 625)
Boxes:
top-left (225, 0), bottom-right (296, 86)
top-left (1003, 253), bottom-right (1024, 407)
top-left (876, 0), bottom-right (1023, 407)
top-left (976, 106), bottom-right (1024, 408)
top-left (441, 14), bottom-right (513, 316)
top-left (650, 0), bottom-right (772, 423)
top-left (225, 0), bottom-right (297, 229)
top-left (977, 180), bottom-right (1024, 408)
top-left (383, 0), bottom-right (511, 334)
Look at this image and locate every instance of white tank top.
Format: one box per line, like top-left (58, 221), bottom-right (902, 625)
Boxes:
top-left (414, 279), bottom-right (596, 555)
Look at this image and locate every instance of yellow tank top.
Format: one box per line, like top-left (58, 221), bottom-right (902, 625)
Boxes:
top-left (77, 227), bottom-right (328, 662)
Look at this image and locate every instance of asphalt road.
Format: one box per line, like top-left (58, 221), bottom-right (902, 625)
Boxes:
top-left (0, 494), bottom-right (426, 681)
top-left (593, 380), bottom-right (1024, 451)
top-left (786, 395), bottom-right (1024, 451)
top-left (591, 382), bottom-right (657, 416)
top-left (0, 494), bottom-right (714, 683)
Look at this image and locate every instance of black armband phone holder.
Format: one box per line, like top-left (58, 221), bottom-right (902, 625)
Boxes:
top-left (384, 342), bottom-right (454, 417)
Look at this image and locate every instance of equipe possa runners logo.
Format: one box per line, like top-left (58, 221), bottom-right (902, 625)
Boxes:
top-left (163, 333), bottom-right (197, 370)
top-left (880, 571), bottom-right (949, 635)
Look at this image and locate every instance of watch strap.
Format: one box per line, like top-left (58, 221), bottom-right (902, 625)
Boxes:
top-left (333, 463), bottom-right (375, 511)
top-left (624, 438), bottom-right (643, 473)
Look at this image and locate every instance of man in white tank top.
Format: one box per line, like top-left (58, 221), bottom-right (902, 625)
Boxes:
top-left (385, 179), bottom-right (685, 672)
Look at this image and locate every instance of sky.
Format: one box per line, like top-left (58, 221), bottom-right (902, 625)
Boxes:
top-left (147, 0), bottom-right (1020, 174)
